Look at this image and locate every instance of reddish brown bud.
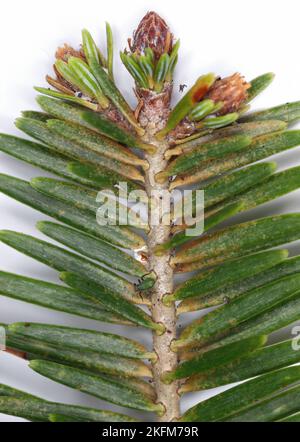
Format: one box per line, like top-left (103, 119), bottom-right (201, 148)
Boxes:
top-left (130, 11), bottom-right (173, 59)
top-left (48, 44), bottom-right (86, 94)
top-left (47, 45), bottom-right (132, 129)
top-left (206, 73), bottom-right (250, 115)
top-left (55, 44), bottom-right (85, 62)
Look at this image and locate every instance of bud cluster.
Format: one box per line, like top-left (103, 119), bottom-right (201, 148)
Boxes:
top-left (121, 11), bottom-right (179, 93)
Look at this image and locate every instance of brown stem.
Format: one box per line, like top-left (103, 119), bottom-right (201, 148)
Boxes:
top-left (4, 348), bottom-right (27, 359)
top-left (142, 103), bottom-right (180, 420)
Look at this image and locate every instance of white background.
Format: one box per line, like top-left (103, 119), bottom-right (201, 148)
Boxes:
top-left (0, 0), bottom-right (300, 422)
